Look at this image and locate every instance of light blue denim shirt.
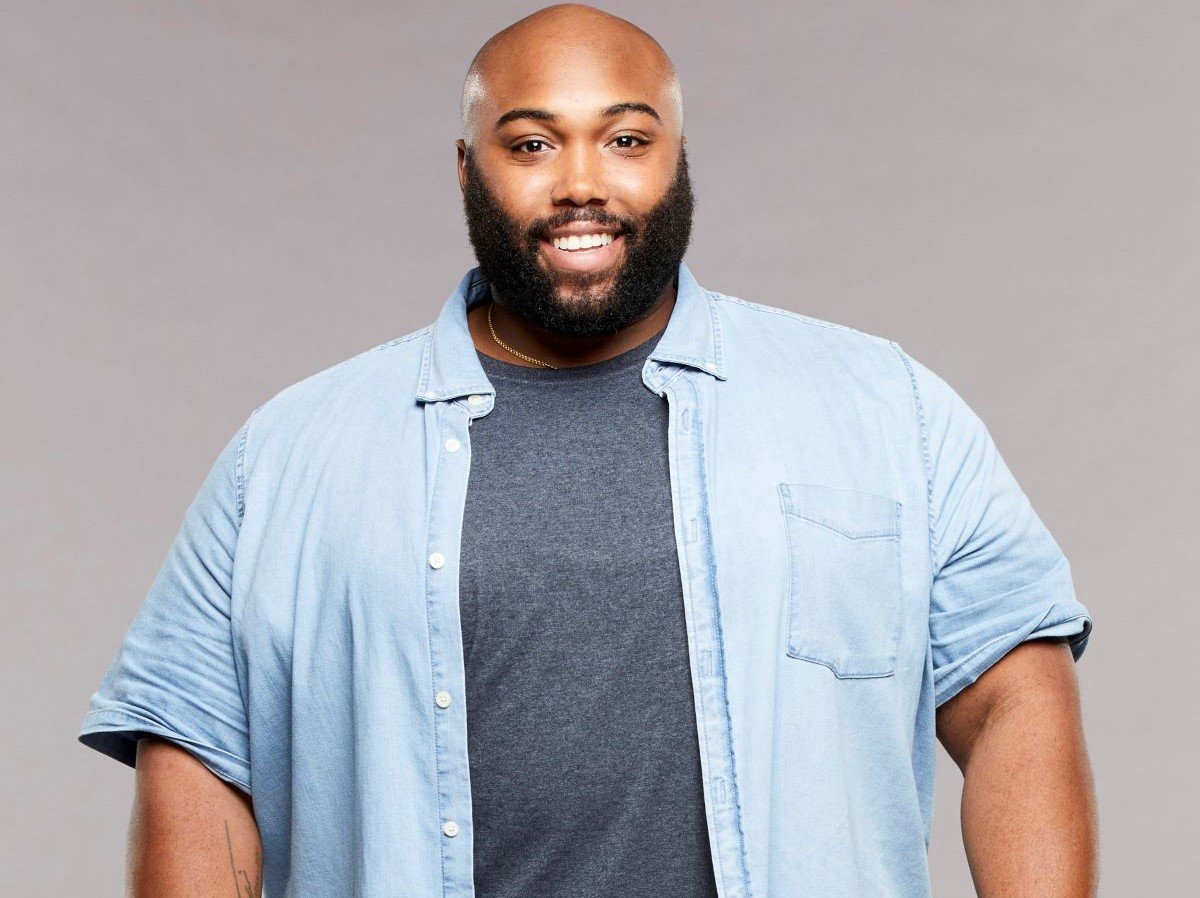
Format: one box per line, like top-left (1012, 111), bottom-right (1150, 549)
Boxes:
top-left (79, 261), bottom-right (1093, 897)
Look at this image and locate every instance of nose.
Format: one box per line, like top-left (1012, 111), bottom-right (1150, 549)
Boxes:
top-left (550, 142), bottom-right (609, 208)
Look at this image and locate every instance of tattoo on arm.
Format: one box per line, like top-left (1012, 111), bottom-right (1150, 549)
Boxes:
top-left (224, 819), bottom-right (263, 897)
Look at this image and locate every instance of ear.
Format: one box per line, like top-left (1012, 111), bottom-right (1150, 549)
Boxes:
top-left (455, 139), bottom-right (468, 195)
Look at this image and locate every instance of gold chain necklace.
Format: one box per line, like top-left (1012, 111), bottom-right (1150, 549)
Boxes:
top-left (487, 301), bottom-right (559, 369)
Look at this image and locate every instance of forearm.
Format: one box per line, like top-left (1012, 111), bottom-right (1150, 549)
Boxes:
top-left (129, 737), bottom-right (263, 897)
top-left (958, 687), bottom-right (1099, 897)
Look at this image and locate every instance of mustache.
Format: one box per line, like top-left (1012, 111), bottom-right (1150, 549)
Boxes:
top-left (529, 210), bottom-right (634, 241)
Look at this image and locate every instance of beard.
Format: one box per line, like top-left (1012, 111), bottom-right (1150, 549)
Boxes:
top-left (461, 143), bottom-right (695, 337)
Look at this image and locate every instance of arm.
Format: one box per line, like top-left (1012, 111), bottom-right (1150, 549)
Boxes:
top-left (129, 736), bottom-right (262, 897)
top-left (936, 637), bottom-right (1099, 897)
top-left (76, 418), bottom-right (261, 893)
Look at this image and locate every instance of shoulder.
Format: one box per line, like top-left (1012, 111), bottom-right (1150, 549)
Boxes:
top-left (706, 287), bottom-right (913, 386)
top-left (240, 323), bottom-right (434, 446)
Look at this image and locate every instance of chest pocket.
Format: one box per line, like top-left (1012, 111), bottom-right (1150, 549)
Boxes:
top-left (778, 482), bottom-right (903, 678)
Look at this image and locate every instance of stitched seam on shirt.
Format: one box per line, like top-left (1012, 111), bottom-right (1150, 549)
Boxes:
top-left (710, 290), bottom-right (891, 343)
top-left (934, 597), bottom-right (1088, 705)
top-left (662, 373), bottom-right (726, 889)
top-left (934, 609), bottom-right (1053, 697)
top-left (370, 324), bottom-right (434, 353)
top-left (673, 380), bottom-right (725, 891)
top-left (1037, 612), bottom-right (1091, 636)
top-left (234, 404), bottom-right (263, 527)
top-left (82, 709), bottom-right (253, 767)
top-left (417, 327), bottom-right (436, 396)
top-left (692, 377), bottom-right (755, 898)
top-left (890, 342), bottom-right (936, 580)
top-left (230, 406), bottom-right (261, 778)
top-left (422, 402), bottom-right (450, 895)
top-left (82, 708), bottom-right (252, 789)
top-left (705, 291), bottom-right (727, 372)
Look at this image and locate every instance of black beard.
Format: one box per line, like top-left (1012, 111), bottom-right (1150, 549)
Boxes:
top-left (461, 144), bottom-right (695, 337)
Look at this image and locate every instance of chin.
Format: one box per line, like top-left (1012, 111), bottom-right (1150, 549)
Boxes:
top-left (551, 268), bottom-right (618, 293)
top-left (551, 283), bottom-right (614, 312)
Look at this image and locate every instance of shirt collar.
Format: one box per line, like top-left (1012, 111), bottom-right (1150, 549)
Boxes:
top-left (415, 260), bottom-right (726, 403)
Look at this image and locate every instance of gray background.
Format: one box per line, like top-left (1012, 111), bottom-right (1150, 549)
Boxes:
top-left (3, 1), bottom-right (1194, 894)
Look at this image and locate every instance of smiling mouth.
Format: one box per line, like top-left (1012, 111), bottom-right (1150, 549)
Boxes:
top-left (549, 232), bottom-right (619, 251)
top-left (538, 230), bottom-right (626, 273)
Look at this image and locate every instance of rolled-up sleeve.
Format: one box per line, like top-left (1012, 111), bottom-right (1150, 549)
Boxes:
top-left (900, 348), bottom-right (1093, 709)
top-left (77, 414), bottom-right (255, 794)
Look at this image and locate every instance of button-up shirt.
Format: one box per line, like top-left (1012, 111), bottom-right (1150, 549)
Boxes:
top-left (79, 260), bottom-right (1093, 897)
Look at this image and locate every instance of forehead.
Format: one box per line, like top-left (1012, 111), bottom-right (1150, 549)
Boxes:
top-left (479, 44), bottom-right (674, 126)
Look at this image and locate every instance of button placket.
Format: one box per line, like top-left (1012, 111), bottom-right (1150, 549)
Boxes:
top-left (420, 397), bottom-right (478, 894)
top-left (659, 374), bottom-right (754, 898)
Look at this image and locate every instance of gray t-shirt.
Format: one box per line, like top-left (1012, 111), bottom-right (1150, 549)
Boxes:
top-left (459, 325), bottom-right (719, 898)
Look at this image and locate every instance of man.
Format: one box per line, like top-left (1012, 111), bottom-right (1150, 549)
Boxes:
top-left (78, 4), bottom-right (1097, 896)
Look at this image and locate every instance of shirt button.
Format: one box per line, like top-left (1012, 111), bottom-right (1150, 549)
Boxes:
top-left (435, 691), bottom-right (452, 708)
top-left (442, 820), bottom-right (459, 837)
top-left (428, 552), bottom-right (445, 569)
top-left (704, 361), bottom-right (718, 372)
top-left (444, 437), bottom-right (460, 452)
top-left (467, 394), bottom-right (484, 406)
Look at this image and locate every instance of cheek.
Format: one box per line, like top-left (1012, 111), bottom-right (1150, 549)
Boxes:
top-left (608, 162), bottom-right (675, 211)
top-left (498, 201), bottom-right (551, 240)
top-left (491, 167), bottom-right (555, 207)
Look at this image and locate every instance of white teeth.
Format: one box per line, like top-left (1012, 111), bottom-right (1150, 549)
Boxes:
top-left (552, 232), bottom-right (616, 251)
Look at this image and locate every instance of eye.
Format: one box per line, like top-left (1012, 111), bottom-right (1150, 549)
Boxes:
top-left (611, 134), bottom-right (650, 151)
top-left (511, 139), bottom-right (551, 156)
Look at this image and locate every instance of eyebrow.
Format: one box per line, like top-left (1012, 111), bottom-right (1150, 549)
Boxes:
top-left (493, 101), bottom-right (662, 130)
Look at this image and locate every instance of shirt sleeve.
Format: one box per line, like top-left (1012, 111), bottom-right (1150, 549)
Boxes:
top-left (898, 346), bottom-right (1094, 709)
top-left (77, 414), bottom-right (255, 794)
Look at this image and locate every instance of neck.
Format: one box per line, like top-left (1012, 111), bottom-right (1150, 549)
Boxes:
top-left (468, 277), bottom-right (677, 368)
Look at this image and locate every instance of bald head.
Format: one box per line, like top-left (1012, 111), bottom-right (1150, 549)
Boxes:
top-left (460, 3), bottom-right (683, 147)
